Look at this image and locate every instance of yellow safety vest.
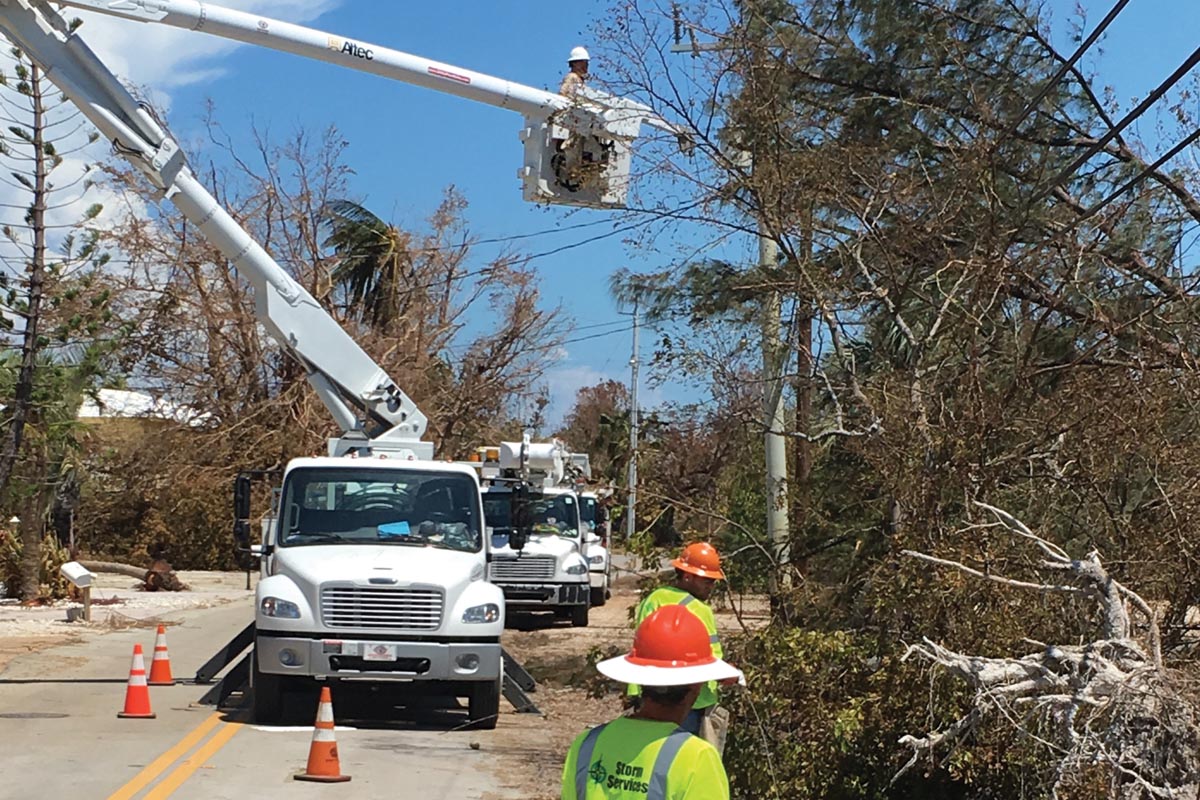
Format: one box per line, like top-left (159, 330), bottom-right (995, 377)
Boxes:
top-left (561, 717), bottom-right (729, 799)
top-left (628, 587), bottom-right (723, 709)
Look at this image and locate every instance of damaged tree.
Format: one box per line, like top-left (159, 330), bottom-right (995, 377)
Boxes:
top-left (900, 502), bottom-right (1200, 798)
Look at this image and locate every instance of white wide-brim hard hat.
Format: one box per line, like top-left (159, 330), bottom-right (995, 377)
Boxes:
top-left (597, 652), bottom-right (744, 687)
top-left (568, 46), bottom-right (590, 62)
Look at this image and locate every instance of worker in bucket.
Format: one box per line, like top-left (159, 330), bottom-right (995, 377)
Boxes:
top-left (552, 45), bottom-right (591, 191)
top-left (628, 542), bottom-right (730, 750)
top-left (561, 605), bottom-right (741, 799)
top-left (560, 45), bottom-right (590, 96)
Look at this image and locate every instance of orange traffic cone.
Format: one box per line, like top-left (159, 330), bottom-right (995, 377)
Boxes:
top-left (117, 644), bottom-right (156, 719)
top-left (294, 686), bottom-right (351, 783)
top-left (147, 625), bottom-right (175, 686)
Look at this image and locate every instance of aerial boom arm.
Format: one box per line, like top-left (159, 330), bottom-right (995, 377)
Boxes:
top-left (58, 0), bottom-right (568, 118)
top-left (57, 0), bottom-right (689, 208)
top-left (0, 0), bottom-right (431, 457)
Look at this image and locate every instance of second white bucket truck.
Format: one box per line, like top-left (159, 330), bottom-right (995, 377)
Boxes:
top-left (475, 442), bottom-right (592, 627)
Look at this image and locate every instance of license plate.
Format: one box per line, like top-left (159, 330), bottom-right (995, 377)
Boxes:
top-left (362, 644), bottom-right (398, 662)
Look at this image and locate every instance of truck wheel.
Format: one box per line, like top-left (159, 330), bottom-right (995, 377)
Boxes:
top-left (571, 603), bottom-right (589, 627)
top-left (468, 672), bottom-right (501, 730)
top-left (251, 650), bottom-right (284, 725)
top-left (590, 586), bottom-right (607, 607)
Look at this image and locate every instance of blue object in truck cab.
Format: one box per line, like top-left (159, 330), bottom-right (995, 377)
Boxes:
top-left (378, 521), bottom-right (412, 537)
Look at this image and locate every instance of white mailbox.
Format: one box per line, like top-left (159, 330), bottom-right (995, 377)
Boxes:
top-left (59, 561), bottom-right (94, 589)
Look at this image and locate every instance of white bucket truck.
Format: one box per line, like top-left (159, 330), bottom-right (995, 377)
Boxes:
top-left (474, 442), bottom-right (591, 627)
top-left (2, 0), bottom-right (686, 727)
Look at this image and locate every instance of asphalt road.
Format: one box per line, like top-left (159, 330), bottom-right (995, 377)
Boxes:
top-left (0, 599), bottom-right (524, 799)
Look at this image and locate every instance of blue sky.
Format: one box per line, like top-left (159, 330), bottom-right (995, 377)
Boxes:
top-left (68, 0), bottom-right (1200, 425)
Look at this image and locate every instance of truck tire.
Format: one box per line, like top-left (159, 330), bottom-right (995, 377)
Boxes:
top-left (571, 603), bottom-right (589, 627)
top-left (590, 586), bottom-right (607, 607)
top-left (251, 650), bottom-right (284, 725)
top-left (467, 672), bottom-right (501, 730)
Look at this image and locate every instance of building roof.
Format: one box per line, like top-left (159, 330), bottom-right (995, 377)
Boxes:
top-left (76, 388), bottom-right (209, 427)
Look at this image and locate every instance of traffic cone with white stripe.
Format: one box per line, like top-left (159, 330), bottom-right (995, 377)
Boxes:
top-left (147, 625), bottom-right (175, 686)
top-left (117, 644), bottom-right (156, 719)
top-left (294, 686), bottom-right (351, 783)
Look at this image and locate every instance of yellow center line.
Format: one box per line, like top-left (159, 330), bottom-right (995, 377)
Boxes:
top-left (106, 712), bottom-right (223, 800)
top-left (142, 721), bottom-right (243, 799)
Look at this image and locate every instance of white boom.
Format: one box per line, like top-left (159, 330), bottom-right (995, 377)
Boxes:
top-left (0, 0), bottom-right (430, 457)
top-left (54, 0), bottom-right (687, 208)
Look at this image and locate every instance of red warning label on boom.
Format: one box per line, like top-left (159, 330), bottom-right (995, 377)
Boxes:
top-left (427, 66), bottom-right (471, 84)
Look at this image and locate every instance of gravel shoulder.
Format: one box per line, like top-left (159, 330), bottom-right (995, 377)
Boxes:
top-left (0, 570), bottom-right (253, 672)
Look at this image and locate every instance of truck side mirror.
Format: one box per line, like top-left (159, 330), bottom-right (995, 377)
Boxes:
top-left (232, 474), bottom-right (255, 567)
top-left (234, 474), bottom-right (252, 522)
top-left (509, 484), bottom-right (534, 552)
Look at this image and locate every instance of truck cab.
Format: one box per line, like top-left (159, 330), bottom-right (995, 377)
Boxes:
top-left (250, 456), bottom-right (505, 727)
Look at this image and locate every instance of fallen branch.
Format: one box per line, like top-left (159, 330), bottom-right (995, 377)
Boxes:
top-left (896, 502), bottom-right (1198, 798)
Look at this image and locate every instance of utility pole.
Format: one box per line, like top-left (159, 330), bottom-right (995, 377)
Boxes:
top-left (626, 299), bottom-right (640, 543)
top-left (760, 230), bottom-right (789, 579)
top-left (671, 18), bottom-right (793, 587)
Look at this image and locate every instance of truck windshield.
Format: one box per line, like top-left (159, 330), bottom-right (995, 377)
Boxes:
top-left (279, 467), bottom-right (481, 552)
top-left (483, 492), bottom-right (579, 537)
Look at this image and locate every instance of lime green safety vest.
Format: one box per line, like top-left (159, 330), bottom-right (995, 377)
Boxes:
top-left (561, 717), bottom-right (729, 799)
top-left (628, 586), bottom-right (723, 709)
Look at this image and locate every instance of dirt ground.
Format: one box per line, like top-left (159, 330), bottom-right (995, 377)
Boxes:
top-left (496, 587), bottom-right (640, 800)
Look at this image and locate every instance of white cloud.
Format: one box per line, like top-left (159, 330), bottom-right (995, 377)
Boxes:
top-left (68, 0), bottom-right (342, 96)
top-left (0, 0), bottom-right (342, 262)
top-left (542, 364), bottom-right (613, 429)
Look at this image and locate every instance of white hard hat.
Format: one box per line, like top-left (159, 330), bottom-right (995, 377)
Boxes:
top-left (597, 606), bottom-right (744, 687)
top-left (568, 46), bottom-right (590, 63)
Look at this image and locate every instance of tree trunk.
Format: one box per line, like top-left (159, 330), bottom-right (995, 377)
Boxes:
top-left (77, 561), bottom-right (150, 580)
top-left (13, 66), bottom-right (49, 601)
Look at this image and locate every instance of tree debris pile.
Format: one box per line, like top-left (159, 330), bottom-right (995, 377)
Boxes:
top-left (901, 504), bottom-right (1200, 799)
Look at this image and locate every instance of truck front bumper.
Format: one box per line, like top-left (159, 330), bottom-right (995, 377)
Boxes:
top-left (498, 581), bottom-right (589, 608)
top-left (589, 569), bottom-right (607, 589)
top-left (256, 632), bottom-right (501, 681)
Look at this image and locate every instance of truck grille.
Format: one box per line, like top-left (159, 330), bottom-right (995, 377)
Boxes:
top-left (490, 555), bottom-right (556, 581)
top-left (320, 586), bottom-right (443, 630)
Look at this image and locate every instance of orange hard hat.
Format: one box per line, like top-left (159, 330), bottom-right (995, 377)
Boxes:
top-left (597, 605), bottom-right (742, 686)
top-left (672, 541), bottom-right (725, 580)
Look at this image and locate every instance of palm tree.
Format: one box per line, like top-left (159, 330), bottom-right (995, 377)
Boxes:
top-left (321, 199), bottom-right (413, 328)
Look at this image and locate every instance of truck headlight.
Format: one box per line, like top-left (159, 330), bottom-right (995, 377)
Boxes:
top-left (260, 597), bottom-right (301, 619)
top-left (565, 563), bottom-right (588, 575)
top-left (588, 555), bottom-right (604, 565)
top-left (462, 603), bottom-right (500, 624)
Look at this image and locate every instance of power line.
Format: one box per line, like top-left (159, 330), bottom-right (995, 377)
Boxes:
top-left (1002, 0), bottom-right (1133, 139)
top-left (1037, 44), bottom-right (1200, 203)
top-left (1084, 126), bottom-right (1200, 219)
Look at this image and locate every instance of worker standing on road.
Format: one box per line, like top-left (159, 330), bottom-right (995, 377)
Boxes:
top-left (560, 46), bottom-right (590, 96)
top-left (629, 543), bottom-right (730, 749)
top-left (562, 605), bottom-right (739, 799)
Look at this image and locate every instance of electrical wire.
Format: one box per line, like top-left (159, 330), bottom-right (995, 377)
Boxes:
top-left (1036, 44), bottom-right (1200, 203)
top-left (1084, 126), bottom-right (1200, 219)
top-left (1001, 0), bottom-right (1133, 139)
